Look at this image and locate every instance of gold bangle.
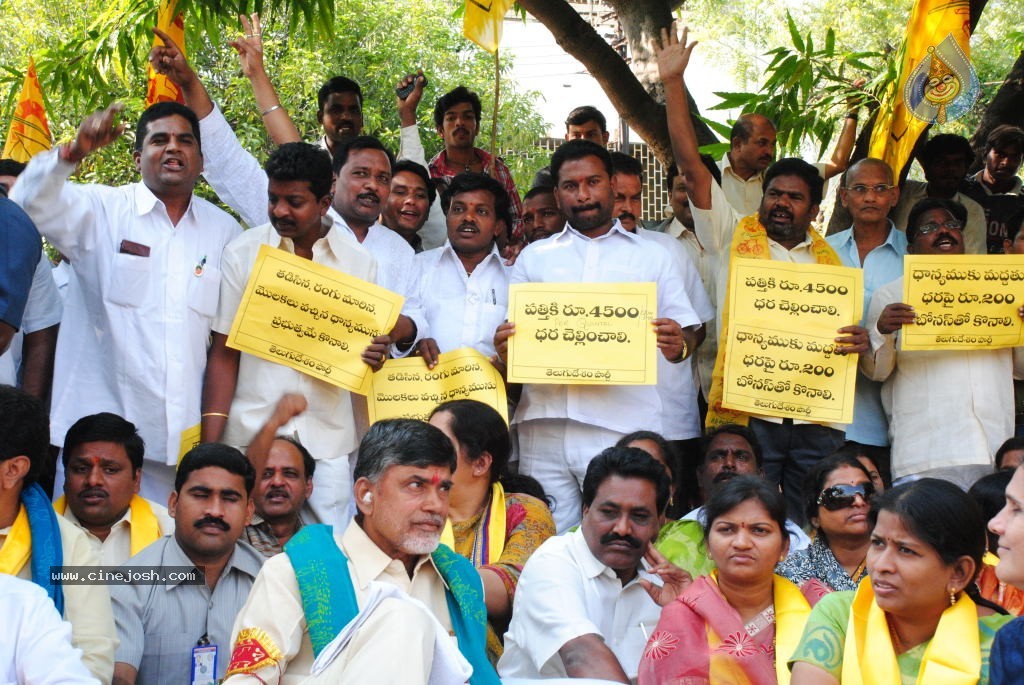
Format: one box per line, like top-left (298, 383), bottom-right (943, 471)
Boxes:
top-left (261, 104), bottom-right (282, 117)
top-left (202, 412), bottom-right (229, 418)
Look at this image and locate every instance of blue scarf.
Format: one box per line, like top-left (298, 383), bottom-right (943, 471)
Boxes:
top-left (25, 482), bottom-right (64, 613)
top-left (285, 524), bottom-right (498, 684)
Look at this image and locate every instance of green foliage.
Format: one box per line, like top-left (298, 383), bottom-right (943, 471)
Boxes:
top-left (0, 0), bottom-right (546, 194)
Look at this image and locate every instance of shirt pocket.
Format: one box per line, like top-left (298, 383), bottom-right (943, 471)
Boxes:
top-left (188, 266), bottom-right (222, 319)
top-left (106, 253), bottom-right (152, 308)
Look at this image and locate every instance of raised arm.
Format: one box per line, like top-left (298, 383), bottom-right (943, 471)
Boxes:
top-left (149, 28), bottom-right (214, 118)
top-left (655, 22), bottom-right (712, 211)
top-left (821, 79), bottom-right (865, 180)
top-left (245, 393), bottom-right (307, 474)
top-left (231, 13), bottom-right (301, 144)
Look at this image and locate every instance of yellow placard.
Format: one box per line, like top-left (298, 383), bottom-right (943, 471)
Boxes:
top-left (723, 259), bottom-right (864, 423)
top-left (177, 423), bottom-right (201, 465)
top-left (227, 245), bottom-right (404, 394)
top-left (901, 255), bottom-right (1024, 350)
top-left (367, 347), bottom-right (508, 424)
top-left (506, 282), bottom-right (658, 385)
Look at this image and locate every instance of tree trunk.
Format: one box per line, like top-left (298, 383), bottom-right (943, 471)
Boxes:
top-left (517, 0), bottom-right (716, 169)
top-left (968, 50), bottom-right (1024, 172)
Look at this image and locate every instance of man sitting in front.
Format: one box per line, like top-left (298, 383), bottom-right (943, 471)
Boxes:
top-left (222, 419), bottom-right (499, 684)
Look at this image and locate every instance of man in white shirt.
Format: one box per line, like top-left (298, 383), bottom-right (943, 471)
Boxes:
top-left (203, 142), bottom-right (400, 527)
top-left (861, 197), bottom-right (1024, 488)
top-left (407, 172), bottom-right (512, 365)
top-left (58, 412), bottom-right (174, 565)
top-left (494, 140), bottom-right (702, 532)
top-left (11, 102), bottom-right (242, 500)
top-left (499, 446), bottom-right (688, 682)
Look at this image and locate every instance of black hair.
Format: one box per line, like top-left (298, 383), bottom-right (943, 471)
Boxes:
top-left (523, 185), bottom-right (555, 202)
top-left (0, 385), bottom-right (49, 484)
top-left (272, 436), bottom-right (316, 479)
top-left (615, 430), bottom-right (676, 483)
top-left (701, 423), bottom-right (763, 469)
top-left (62, 413), bottom-right (145, 472)
top-left (609, 151), bottom-right (644, 183)
top-left (135, 101), bottom-right (200, 152)
top-left (582, 446), bottom-right (671, 514)
top-left (550, 139), bottom-right (612, 184)
top-left (174, 443), bottom-right (256, 494)
top-left (701, 474), bottom-right (790, 545)
top-left (869, 478), bottom-right (1005, 613)
top-left (353, 419), bottom-right (455, 483)
top-left (830, 442), bottom-right (891, 489)
top-left (433, 86), bottom-right (482, 130)
top-left (331, 135), bottom-right (395, 174)
top-left (920, 134), bottom-right (974, 167)
top-left (393, 159), bottom-right (437, 206)
top-left (565, 106), bottom-right (607, 133)
top-left (730, 113), bottom-right (776, 144)
top-left (905, 197), bottom-right (968, 242)
top-left (968, 470), bottom-right (1014, 556)
top-left (0, 159), bottom-right (26, 178)
top-left (429, 400), bottom-right (509, 486)
top-left (317, 76), bottom-right (363, 112)
top-left (801, 453), bottom-right (872, 534)
top-left (530, 166), bottom-right (554, 190)
top-left (984, 125), bottom-right (1024, 154)
top-left (442, 172), bottom-right (512, 230)
top-left (763, 157), bottom-right (824, 207)
top-left (265, 142), bottom-right (334, 200)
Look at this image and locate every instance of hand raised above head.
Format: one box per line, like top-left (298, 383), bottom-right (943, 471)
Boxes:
top-left (654, 20), bottom-right (698, 82)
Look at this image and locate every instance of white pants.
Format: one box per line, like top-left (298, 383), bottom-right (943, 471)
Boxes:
top-left (516, 418), bottom-right (625, 533)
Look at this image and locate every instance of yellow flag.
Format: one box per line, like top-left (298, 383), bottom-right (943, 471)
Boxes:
top-left (463, 0), bottom-right (515, 53)
top-left (868, 0), bottom-right (979, 175)
top-left (146, 0), bottom-right (185, 106)
top-left (2, 58), bottom-right (52, 163)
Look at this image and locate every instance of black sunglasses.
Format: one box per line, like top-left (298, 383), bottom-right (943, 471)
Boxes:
top-left (817, 482), bottom-right (875, 511)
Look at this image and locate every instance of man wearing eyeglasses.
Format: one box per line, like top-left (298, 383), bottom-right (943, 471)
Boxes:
top-left (825, 158), bottom-right (907, 489)
top-left (861, 197), bottom-right (1024, 488)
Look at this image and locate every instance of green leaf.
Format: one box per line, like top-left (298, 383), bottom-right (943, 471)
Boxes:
top-left (787, 12), bottom-right (805, 52)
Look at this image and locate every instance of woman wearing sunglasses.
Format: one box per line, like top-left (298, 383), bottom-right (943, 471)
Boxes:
top-left (638, 475), bottom-right (811, 685)
top-left (790, 478), bottom-right (1012, 684)
top-left (778, 454), bottom-right (875, 604)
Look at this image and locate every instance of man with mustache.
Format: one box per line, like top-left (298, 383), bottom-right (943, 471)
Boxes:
top-left (961, 124), bottom-right (1024, 254)
top-left (203, 143), bottom-right (402, 527)
top-left (493, 139), bottom-right (702, 533)
top-left (222, 419), bottom-right (500, 684)
top-left (58, 412), bottom-right (175, 565)
top-left (861, 198), bottom-right (1024, 488)
top-left (658, 25), bottom-right (869, 524)
top-left (110, 443), bottom-right (263, 685)
top-left (11, 102), bottom-right (242, 502)
top-left (405, 172), bottom-right (512, 367)
top-left (499, 446), bottom-right (689, 682)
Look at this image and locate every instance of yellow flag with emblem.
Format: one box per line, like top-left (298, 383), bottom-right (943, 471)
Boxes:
top-left (463, 0), bottom-right (515, 53)
top-left (146, 0), bottom-right (186, 106)
top-left (868, 0), bottom-right (979, 175)
top-left (2, 57), bottom-right (52, 163)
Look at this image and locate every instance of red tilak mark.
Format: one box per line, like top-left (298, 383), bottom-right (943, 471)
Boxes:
top-left (89, 456), bottom-right (102, 467)
top-left (430, 472), bottom-right (441, 485)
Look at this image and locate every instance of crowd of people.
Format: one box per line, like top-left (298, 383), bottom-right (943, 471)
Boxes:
top-left (2, 15), bottom-right (1024, 685)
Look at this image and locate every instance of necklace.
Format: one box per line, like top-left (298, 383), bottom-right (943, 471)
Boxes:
top-left (850, 557), bottom-right (867, 581)
top-left (885, 613), bottom-right (904, 653)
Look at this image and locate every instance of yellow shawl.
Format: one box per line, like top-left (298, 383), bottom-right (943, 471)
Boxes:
top-left (54, 493), bottom-right (163, 557)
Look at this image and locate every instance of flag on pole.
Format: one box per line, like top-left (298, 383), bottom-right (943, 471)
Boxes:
top-left (146, 0), bottom-right (186, 106)
top-left (2, 57), bottom-right (52, 163)
top-left (463, 0), bottom-right (515, 53)
top-left (868, 0), bottom-right (979, 175)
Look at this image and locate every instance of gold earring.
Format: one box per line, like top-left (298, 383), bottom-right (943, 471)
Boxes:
top-left (949, 589), bottom-right (957, 606)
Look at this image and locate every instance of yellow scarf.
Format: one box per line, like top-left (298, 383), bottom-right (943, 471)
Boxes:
top-left (0, 506), bottom-right (32, 575)
top-left (842, 579), bottom-right (981, 685)
top-left (54, 494), bottom-right (163, 557)
top-left (983, 551), bottom-right (999, 567)
top-left (706, 214), bottom-right (841, 429)
top-left (440, 482), bottom-right (506, 565)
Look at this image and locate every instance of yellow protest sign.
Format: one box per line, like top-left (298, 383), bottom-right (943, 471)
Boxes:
top-left (902, 255), bottom-right (1024, 350)
top-left (177, 423), bottom-right (201, 465)
top-left (507, 282), bottom-right (657, 385)
top-left (723, 259), bottom-right (863, 423)
top-left (227, 245), bottom-right (404, 393)
top-left (367, 347), bottom-right (508, 423)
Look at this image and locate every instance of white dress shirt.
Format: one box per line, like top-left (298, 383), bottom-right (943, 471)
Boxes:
top-left (717, 154), bottom-right (829, 217)
top-left (509, 221), bottom-right (700, 435)
top-left (328, 210), bottom-right (415, 297)
top-left (213, 220), bottom-right (377, 461)
top-left (61, 498), bottom-right (175, 566)
top-left (406, 242), bottom-right (509, 357)
top-left (498, 527), bottom-right (662, 682)
top-left (0, 574), bottom-right (99, 685)
top-left (12, 148), bottom-right (242, 463)
top-left (636, 228), bottom-right (715, 439)
top-left (0, 253), bottom-right (62, 385)
top-left (861, 277), bottom-right (1024, 478)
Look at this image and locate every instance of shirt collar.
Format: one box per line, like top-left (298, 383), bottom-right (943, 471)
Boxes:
top-left (562, 218), bottom-right (637, 243)
top-left (719, 152), bottom-right (763, 183)
top-left (163, 536), bottom-right (262, 590)
top-left (439, 240), bottom-right (503, 266)
top-left (971, 170), bottom-right (1024, 195)
top-left (133, 182), bottom-right (195, 221)
top-left (341, 518), bottom-right (437, 591)
top-left (63, 504), bottom-right (133, 537)
top-left (837, 220), bottom-right (905, 250)
top-left (272, 212), bottom-right (353, 258)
